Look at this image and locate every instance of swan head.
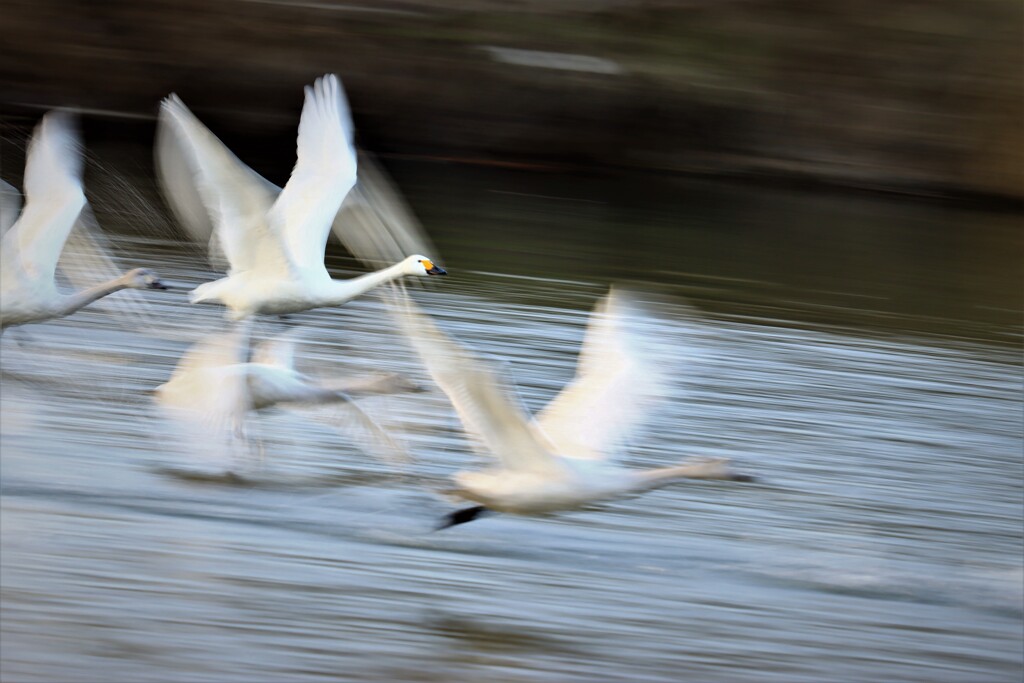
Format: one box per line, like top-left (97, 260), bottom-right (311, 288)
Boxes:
top-left (122, 267), bottom-right (168, 290)
top-left (404, 255), bottom-right (447, 277)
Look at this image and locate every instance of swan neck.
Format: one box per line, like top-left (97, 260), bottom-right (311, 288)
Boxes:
top-left (58, 278), bottom-right (126, 316)
top-left (631, 461), bottom-right (731, 491)
top-left (325, 261), bottom-right (407, 305)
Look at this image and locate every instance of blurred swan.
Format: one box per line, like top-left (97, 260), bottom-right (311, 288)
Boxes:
top-left (154, 323), bottom-right (411, 467)
top-left (156, 325), bottom-right (423, 415)
top-left (399, 288), bottom-right (752, 528)
top-left (0, 112), bottom-right (166, 332)
top-left (156, 74), bottom-right (445, 321)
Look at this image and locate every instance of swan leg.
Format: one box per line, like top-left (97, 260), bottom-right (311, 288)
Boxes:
top-left (436, 505), bottom-right (491, 530)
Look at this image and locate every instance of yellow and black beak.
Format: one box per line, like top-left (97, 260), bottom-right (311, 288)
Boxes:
top-left (422, 259), bottom-right (447, 276)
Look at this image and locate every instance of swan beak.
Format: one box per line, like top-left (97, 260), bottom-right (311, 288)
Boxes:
top-left (147, 280), bottom-right (169, 290)
top-left (426, 264), bottom-right (447, 276)
top-left (153, 279), bottom-right (192, 290)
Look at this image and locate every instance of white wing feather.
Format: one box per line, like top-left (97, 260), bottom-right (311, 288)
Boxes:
top-left (398, 292), bottom-right (564, 475)
top-left (534, 288), bottom-right (669, 461)
top-left (329, 153), bottom-right (437, 268)
top-left (155, 323), bottom-right (253, 441)
top-left (156, 95), bottom-right (279, 272)
top-left (270, 74), bottom-right (358, 275)
top-left (156, 78), bottom-right (435, 274)
top-left (165, 322), bottom-right (251, 381)
top-left (251, 328), bottom-right (301, 370)
top-left (58, 206), bottom-right (153, 323)
top-left (2, 112), bottom-right (86, 285)
top-left (157, 94), bottom-right (289, 276)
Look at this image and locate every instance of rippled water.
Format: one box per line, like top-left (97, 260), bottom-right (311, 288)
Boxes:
top-left (1, 163), bottom-right (1022, 682)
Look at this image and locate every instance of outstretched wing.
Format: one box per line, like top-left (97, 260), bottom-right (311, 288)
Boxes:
top-left (251, 328), bottom-right (302, 370)
top-left (154, 322), bottom-right (253, 442)
top-left (270, 74), bottom-right (358, 275)
top-left (396, 290), bottom-right (564, 476)
top-left (166, 321), bottom-right (252, 381)
top-left (2, 112), bottom-right (86, 285)
top-left (157, 94), bottom-right (289, 276)
top-left (329, 152), bottom-right (437, 269)
top-left (57, 205), bottom-right (154, 323)
top-left (534, 288), bottom-right (672, 461)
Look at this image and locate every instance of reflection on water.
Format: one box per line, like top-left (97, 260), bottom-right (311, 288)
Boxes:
top-left (1, 166), bottom-right (1022, 682)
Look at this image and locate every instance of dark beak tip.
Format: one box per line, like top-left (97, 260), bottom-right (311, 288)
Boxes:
top-left (427, 266), bottom-right (447, 276)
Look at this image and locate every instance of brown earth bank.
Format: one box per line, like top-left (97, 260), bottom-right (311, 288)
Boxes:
top-left (1, 0), bottom-right (1021, 204)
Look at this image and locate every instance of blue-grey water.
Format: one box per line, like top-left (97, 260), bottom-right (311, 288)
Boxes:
top-left (1, 161), bottom-right (1021, 682)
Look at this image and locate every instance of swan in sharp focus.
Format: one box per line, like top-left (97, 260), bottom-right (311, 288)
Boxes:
top-left (154, 323), bottom-right (412, 467)
top-left (398, 288), bottom-right (752, 528)
top-left (0, 112), bottom-right (166, 332)
top-left (155, 74), bottom-right (446, 321)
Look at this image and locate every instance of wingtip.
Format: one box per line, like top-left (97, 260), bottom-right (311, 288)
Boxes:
top-left (158, 93), bottom-right (193, 123)
top-left (38, 109), bottom-right (80, 144)
top-left (25, 109), bottom-right (84, 184)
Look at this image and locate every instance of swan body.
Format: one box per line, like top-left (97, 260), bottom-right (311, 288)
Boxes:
top-left (189, 253), bottom-right (443, 319)
top-left (155, 325), bottom-right (417, 467)
top-left (156, 325), bottom-right (421, 417)
top-left (0, 113), bottom-right (165, 331)
top-left (400, 288), bottom-right (748, 525)
top-left (451, 458), bottom-right (740, 515)
top-left (156, 75), bottom-right (445, 321)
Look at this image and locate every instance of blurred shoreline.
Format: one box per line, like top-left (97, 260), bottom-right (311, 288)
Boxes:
top-left (2, 1), bottom-right (1021, 208)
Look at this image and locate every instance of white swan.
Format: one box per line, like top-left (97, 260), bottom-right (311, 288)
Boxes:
top-left (0, 112), bottom-right (166, 331)
top-left (399, 288), bottom-right (752, 528)
top-left (154, 323), bottom-right (412, 465)
top-left (156, 325), bottom-right (422, 416)
top-left (155, 74), bottom-right (445, 321)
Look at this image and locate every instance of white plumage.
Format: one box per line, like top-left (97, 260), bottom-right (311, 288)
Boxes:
top-left (156, 74), bottom-right (445, 321)
top-left (400, 288), bottom-right (750, 524)
top-left (1, 112), bottom-right (166, 331)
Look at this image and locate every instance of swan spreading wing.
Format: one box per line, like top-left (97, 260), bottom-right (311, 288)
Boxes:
top-left (156, 77), bottom-right (436, 274)
top-left (157, 94), bottom-right (288, 276)
top-left (331, 153), bottom-right (438, 269)
top-left (57, 205), bottom-right (155, 323)
top-left (155, 322), bottom-right (255, 451)
top-left (534, 288), bottom-right (669, 461)
top-left (2, 112), bottom-right (86, 287)
top-left (269, 74), bottom-right (358, 275)
top-left (157, 322), bottom-right (408, 466)
top-left (397, 292), bottom-right (565, 476)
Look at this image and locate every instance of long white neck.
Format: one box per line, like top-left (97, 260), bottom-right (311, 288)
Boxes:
top-left (57, 278), bottom-right (127, 317)
top-left (629, 459), bottom-right (737, 492)
top-left (321, 261), bottom-right (410, 306)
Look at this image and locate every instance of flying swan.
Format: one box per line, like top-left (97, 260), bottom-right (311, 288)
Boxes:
top-left (154, 323), bottom-right (412, 467)
top-left (155, 74), bottom-right (445, 321)
top-left (1, 112), bottom-right (166, 332)
top-left (399, 288), bottom-right (753, 528)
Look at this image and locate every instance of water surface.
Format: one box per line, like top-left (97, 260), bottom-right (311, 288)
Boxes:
top-left (1, 163), bottom-right (1021, 682)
